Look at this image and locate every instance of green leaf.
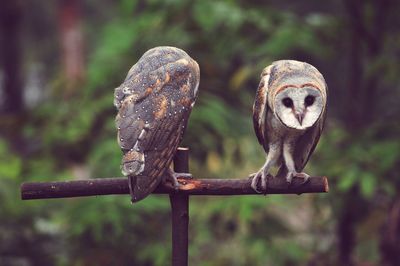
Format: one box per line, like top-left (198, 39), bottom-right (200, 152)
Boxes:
top-left (338, 167), bottom-right (359, 191)
top-left (360, 172), bottom-right (377, 198)
top-left (0, 140), bottom-right (22, 179)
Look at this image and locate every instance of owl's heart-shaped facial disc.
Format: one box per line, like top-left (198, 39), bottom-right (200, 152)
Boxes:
top-left (274, 86), bottom-right (324, 130)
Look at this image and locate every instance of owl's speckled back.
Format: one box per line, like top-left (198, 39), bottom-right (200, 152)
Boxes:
top-left (114, 46), bottom-right (200, 202)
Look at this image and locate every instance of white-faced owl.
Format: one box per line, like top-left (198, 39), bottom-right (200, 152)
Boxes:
top-left (114, 46), bottom-right (200, 202)
top-left (251, 60), bottom-right (327, 192)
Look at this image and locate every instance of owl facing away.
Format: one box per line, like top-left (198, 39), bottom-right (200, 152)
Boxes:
top-left (251, 60), bottom-right (327, 192)
top-left (114, 46), bottom-right (200, 203)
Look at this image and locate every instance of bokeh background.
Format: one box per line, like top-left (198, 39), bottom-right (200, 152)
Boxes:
top-left (1, 0), bottom-right (400, 265)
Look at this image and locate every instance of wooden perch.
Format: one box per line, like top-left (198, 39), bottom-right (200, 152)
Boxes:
top-left (19, 148), bottom-right (329, 266)
top-left (20, 175), bottom-right (328, 200)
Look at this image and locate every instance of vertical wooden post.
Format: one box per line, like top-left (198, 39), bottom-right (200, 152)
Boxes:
top-left (170, 147), bottom-right (189, 266)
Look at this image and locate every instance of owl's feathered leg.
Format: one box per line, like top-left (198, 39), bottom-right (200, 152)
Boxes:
top-left (164, 169), bottom-right (192, 189)
top-left (283, 141), bottom-right (310, 185)
top-left (250, 144), bottom-right (281, 193)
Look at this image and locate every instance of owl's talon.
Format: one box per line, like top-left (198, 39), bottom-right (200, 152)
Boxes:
top-left (295, 172), bottom-right (310, 185)
top-left (286, 172), bottom-right (293, 186)
top-left (249, 173), bottom-right (261, 193)
top-left (286, 172), bottom-right (310, 185)
top-left (261, 174), bottom-right (267, 191)
top-left (176, 173), bottom-right (193, 179)
top-left (250, 169), bottom-right (268, 194)
top-left (166, 169), bottom-right (192, 190)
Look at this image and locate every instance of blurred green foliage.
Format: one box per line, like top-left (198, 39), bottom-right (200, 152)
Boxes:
top-left (1, 0), bottom-right (400, 265)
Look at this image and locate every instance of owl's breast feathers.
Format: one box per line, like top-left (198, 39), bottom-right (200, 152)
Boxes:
top-left (114, 46), bottom-right (200, 202)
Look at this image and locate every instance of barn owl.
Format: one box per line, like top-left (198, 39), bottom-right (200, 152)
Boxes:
top-left (251, 60), bottom-right (327, 192)
top-left (114, 46), bottom-right (200, 202)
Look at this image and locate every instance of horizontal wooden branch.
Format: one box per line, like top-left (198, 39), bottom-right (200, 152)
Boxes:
top-left (20, 176), bottom-right (329, 200)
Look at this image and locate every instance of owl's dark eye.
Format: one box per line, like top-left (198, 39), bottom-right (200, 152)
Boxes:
top-left (282, 97), bottom-right (293, 108)
top-left (305, 95), bottom-right (315, 106)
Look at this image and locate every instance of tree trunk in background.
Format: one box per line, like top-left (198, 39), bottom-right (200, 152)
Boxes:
top-left (380, 197), bottom-right (400, 266)
top-left (0, 0), bottom-right (23, 114)
top-left (346, 15), bottom-right (362, 131)
top-left (337, 1), bottom-right (365, 263)
top-left (59, 0), bottom-right (84, 96)
top-left (0, 0), bottom-right (27, 155)
top-left (337, 187), bottom-right (365, 266)
top-left (339, 0), bottom-right (393, 265)
top-left (344, 0), bottom-right (391, 131)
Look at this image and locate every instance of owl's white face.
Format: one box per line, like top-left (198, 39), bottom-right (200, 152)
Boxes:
top-left (274, 86), bottom-right (324, 130)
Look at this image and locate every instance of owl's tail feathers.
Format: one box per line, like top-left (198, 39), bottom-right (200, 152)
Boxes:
top-left (128, 175), bottom-right (138, 202)
top-left (128, 175), bottom-right (159, 203)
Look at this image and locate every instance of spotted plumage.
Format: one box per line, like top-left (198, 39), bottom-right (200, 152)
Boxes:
top-left (251, 60), bottom-right (327, 192)
top-left (114, 46), bottom-right (200, 202)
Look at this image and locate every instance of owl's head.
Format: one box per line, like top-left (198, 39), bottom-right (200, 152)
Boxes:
top-left (268, 60), bottom-right (326, 130)
top-left (274, 85), bottom-right (324, 130)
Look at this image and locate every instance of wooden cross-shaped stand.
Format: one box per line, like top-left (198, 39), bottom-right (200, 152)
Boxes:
top-left (20, 147), bottom-right (329, 266)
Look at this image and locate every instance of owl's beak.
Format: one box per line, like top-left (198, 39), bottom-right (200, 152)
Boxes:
top-left (295, 111), bottom-right (305, 126)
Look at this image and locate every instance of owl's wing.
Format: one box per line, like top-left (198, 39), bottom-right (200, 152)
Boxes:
top-left (117, 97), bottom-right (188, 202)
top-left (115, 52), bottom-right (199, 202)
top-left (253, 65), bottom-right (274, 152)
top-left (293, 92), bottom-right (328, 172)
top-left (131, 112), bottom-right (187, 201)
